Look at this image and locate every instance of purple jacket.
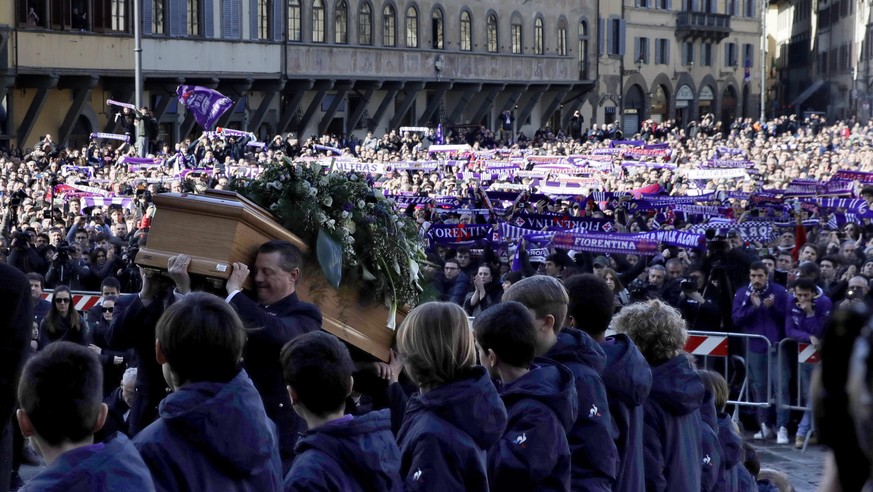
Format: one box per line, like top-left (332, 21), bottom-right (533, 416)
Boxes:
top-left (785, 290), bottom-right (832, 343)
top-left (731, 282), bottom-right (788, 353)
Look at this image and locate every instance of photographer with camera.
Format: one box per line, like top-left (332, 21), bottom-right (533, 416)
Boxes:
top-left (6, 230), bottom-right (45, 275)
top-left (45, 240), bottom-right (90, 290)
top-left (839, 276), bottom-right (873, 311)
top-left (677, 267), bottom-right (723, 332)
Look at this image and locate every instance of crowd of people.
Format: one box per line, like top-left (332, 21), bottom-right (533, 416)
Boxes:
top-left (2, 112), bottom-right (873, 490)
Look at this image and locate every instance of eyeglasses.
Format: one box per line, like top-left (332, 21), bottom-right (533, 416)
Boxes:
top-left (54, 298), bottom-right (71, 304)
top-left (102, 307), bottom-right (114, 313)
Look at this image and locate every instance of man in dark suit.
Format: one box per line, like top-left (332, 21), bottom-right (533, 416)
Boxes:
top-left (225, 240), bottom-right (322, 473)
top-left (0, 264), bottom-right (34, 492)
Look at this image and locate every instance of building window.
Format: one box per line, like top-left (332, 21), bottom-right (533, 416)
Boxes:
top-left (460, 10), bottom-right (471, 51)
top-left (405, 6), bottom-right (417, 47)
top-left (635, 36), bottom-right (649, 63)
top-left (701, 42), bottom-right (713, 65)
top-left (111, 0), bottom-right (126, 31)
top-left (511, 16), bottom-right (522, 54)
top-left (728, 0), bottom-right (738, 15)
top-left (288, 0), bottom-right (301, 41)
top-left (579, 20), bottom-right (589, 77)
top-left (682, 41), bottom-right (694, 65)
top-left (431, 8), bottom-right (443, 49)
top-left (655, 38), bottom-right (670, 64)
top-left (658, 0), bottom-right (669, 8)
top-left (312, 0), bottom-right (325, 42)
top-left (557, 19), bottom-right (567, 56)
top-left (383, 4), bottom-right (395, 47)
top-left (534, 17), bottom-right (544, 54)
top-left (725, 42), bottom-right (738, 66)
top-left (152, 0), bottom-right (166, 33)
top-left (358, 2), bottom-right (372, 45)
top-left (335, 0), bottom-right (347, 43)
top-left (608, 18), bottom-right (624, 56)
top-left (258, 0), bottom-right (270, 39)
top-left (743, 42), bottom-right (754, 68)
top-left (745, 0), bottom-right (754, 17)
top-left (187, 0), bottom-right (201, 35)
top-left (487, 13), bottom-right (498, 53)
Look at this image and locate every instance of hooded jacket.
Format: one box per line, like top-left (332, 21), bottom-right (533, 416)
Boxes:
top-left (785, 289), bottom-right (832, 343)
top-left (133, 370), bottom-right (283, 492)
top-left (541, 327), bottom-right (618, 492)
top-left (488, 363), bottom-right (578, 492)
top-left (716, 412), bottom-right (746, 492)
top-left (732, 282), bottom-right (788, 353)
top-left (21, 433), bottom-right (155, 492)
top-left (643, 355), bottom-right (705, 492)
top-left (284, 410), bottom-right (401, 492)
top-left (699, 387), bottom-right (723, 492)
top-left (600, 334), bottom-right (653, 492)
top-left (397, 366), bottom-right (507, 492)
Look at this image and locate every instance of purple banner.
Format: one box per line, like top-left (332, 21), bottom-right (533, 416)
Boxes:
top-left (177, 85), bottom-right (234, 130)
top-left (835, 170), bottom-right (873, 183)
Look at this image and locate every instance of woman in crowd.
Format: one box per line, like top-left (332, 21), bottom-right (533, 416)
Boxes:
top-left (38, 284), bottom-right (89, 348)
top-left (463, 264), bottom-right (503, 317)
top-left (602, 267), bottom-right (631, 311)
top-left (395, 302), bottom-right (507, 491)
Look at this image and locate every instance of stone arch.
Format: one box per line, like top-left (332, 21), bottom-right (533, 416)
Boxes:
top-left (648, 73), bottom-right (673, 124)
top-left (673, 72), bottom-right (696, 125)
top-left (697, 73), bottom-right (718, 121)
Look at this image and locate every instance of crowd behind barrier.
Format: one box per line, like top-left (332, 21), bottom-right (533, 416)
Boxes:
top-left (5, 112), bottom-right (873, 490)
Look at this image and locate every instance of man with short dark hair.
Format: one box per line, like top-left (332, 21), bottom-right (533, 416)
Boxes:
top-left (16, 342), bottom-right (154, 491)
top-left (225, 239), bottom-right (322, 472)
top-left (25, 272), bottom-right (51, 326)
top-left (435, 258), bottom-right (469, 306)
top-left (732, 261), bottom-right (789, 443)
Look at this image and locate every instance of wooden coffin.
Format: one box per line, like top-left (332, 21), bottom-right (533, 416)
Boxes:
top-left (135, 190), bottom-right (396, 361)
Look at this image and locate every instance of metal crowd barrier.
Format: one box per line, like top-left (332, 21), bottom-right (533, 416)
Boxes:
top-left (777, 338), bottom-right (821, 451)
top-left (40, 289), bottom-right (103, 312)
top-left (685, 331), bottom-right (773, 422)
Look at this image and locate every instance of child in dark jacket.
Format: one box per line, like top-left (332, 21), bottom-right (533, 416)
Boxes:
top-left (700, 369), bottom-right (748, 492)
top-left (281, 331), bottom-right (402, 491)
top-left (474, 301), bottom-right (578, 492)
top-left (17, 342), bottom-right (155, 492)
top-left (396, 302), bottom-right (508, 492)
top-left (132, 292), bottom-right (283, 492)
top-left (503, 275), bottom-right (618, 491)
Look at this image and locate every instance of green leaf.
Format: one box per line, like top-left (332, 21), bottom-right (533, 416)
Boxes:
top-left (317, 228), bottom-right (343, 289)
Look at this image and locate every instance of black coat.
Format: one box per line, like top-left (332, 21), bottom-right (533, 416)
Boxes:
top-left (106, 292), bottom-right (175, 436)
top-left (0, 264), bottom-right (33, 492)
top-left (230, 291), bottom-right (322, 472)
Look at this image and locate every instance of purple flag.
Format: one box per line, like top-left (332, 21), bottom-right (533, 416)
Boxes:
top-left (176, 85), bottom-right (234, 130)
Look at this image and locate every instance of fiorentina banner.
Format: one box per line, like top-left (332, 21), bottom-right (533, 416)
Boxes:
top-left (176, 85), bottom-right (234, 130)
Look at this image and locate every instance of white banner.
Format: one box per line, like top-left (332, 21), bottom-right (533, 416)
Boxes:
top-left (685, 168), bottom-right (748, 180)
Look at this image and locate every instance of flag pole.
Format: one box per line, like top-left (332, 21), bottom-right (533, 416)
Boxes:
top-left (134, 0), bottom-right (143, 110)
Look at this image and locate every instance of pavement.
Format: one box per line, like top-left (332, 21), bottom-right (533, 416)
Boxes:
top-left (747, 433), bottom-right (827, 492)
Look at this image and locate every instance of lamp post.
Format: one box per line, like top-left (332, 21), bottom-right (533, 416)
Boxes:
top-left (760, 0), bottom-right (767, 122)
top-left (134, 0), bottom-right (143, 110)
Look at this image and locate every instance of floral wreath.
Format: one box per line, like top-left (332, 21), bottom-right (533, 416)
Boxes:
top-left (230, 158), bottom-right (425, 319)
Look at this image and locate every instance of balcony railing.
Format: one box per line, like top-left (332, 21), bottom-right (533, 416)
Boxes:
top-left (676, 12), bottom-right (731, 42)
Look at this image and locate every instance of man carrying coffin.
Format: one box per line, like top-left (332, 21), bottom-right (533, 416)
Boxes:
top-left (224, 240), bottom-right (323, 472)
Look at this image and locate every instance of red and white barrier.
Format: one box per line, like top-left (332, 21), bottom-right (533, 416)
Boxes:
top-left (797, 343), bottom-right (821, 364)
top-left (40, 291), bottom-right (102, 312)
top-left (684, 334), bottom-right (728, 357)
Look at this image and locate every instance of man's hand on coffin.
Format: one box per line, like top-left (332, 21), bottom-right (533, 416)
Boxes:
top-left (226, 262), bottom-right (250, 295)
top-left (167, 254), bottom-right (192, 294)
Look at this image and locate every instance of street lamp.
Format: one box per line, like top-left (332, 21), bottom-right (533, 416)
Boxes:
top-left (636, 56), bottom-right (644, 71)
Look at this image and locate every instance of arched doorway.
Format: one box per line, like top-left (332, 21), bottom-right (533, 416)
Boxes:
top-left (650, 85), bottom-right (669, 123)
top-left (675, 84), bottom-right (694, 128)
top-left (721, 86), bottom-right (737, 127)
top-left (623, 84), bottom-right (645, 134)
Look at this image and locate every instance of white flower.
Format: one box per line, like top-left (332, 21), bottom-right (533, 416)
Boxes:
top-left (309, 187), bottom-right (318, 196)
top-left (346, 221), bottom-right (356, 234)
top-left (269, 203), bottom-right (279, 211)
top-left (320, 177), bottom-right (329, 187)
top-left (325, 219), bottom-right (336, 229)
top-left (323, 196), bottom-right (333, 207)
top-left (341, 211), bottom-right (350, 219)
top-left (357, 200), bottom-right (366, 209)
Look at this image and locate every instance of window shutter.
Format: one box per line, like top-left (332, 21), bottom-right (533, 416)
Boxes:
top-left (169, 0), bottom-right (182, 36)
top-left (598, 17), bottom-right (605, 56)
top-left (204, 0), bottom-right (215, 37)
top-left (634, 36), bottom-right (640, 62)
top-left (618, 20), bottom-right (626, 56)
top-left (665, 39), bottom-right (670, 65)
top-left (249, 0), bottom-right (257, 39)
top-left (231, 0), bottom-right (241, 38)
top-left (143, 0), bottom-right (153, 33)
top-left (273, 0), bottom-right (282, 41)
